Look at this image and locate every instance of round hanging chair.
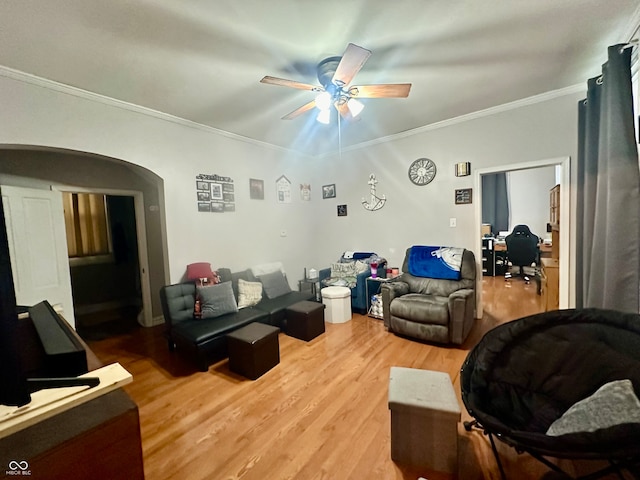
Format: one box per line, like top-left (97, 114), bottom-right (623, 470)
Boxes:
top-left (461, 308), bottom-right (640, 479)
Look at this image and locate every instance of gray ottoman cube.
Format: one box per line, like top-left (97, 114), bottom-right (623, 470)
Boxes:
top-left (388, 367), bottom-right (461, 473)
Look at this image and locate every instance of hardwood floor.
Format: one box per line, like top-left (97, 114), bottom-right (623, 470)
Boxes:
top-left (84, 277), bottom-right (617, 480)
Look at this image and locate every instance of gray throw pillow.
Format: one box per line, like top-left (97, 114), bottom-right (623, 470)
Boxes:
top-left (259, 270), bottom-right (291, 299)
top-left (546, 379), bottom-right (640, 436)
top-left (197, 282), bottom-right (238, 319)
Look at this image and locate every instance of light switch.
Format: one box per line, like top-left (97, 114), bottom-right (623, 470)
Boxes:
top-left (449, 218), bottom-right (457, 227)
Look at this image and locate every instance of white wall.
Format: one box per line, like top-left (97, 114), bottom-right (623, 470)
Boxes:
top-left (0, 72), bottom-right (317, 285)
top-left (0, 70), bottom-right (582, 308)
top-left (507, 166), bottom-right (557, 240)
top-left (305, 92), bottom-right (581, 274)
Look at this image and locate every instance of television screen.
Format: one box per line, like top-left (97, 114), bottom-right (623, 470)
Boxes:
top-left (0, 197), bottom-right (31, 406)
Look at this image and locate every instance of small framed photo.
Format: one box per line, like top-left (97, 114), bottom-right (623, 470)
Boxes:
top-left (337, 204), bottom-right (347, 216)
top-left (322, 184), bottom-right (336, 199)
top-left (196, 181), bottom-right (209, 191)
top-left (198, 202), bottom-right (211, 212)
top-left (197, 191), bottom-right (210, 202)
top-left (250, 178), bottom-right (264, 200)
top-left (210, 202), bottom-right (225, 212)
top-left (210, 182), bottom-right (223, 200)
top-left (455, 188), bottom-right (473, 205)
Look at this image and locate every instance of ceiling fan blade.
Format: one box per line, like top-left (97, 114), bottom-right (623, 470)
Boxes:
top-left (282, 100), bottom-right (317, 120)
top-left (332, 43), bottom-right (371, 87)
top-left (260, 76), bottom-right (320, 91)
top-left (350, 84), bottom-right (412, 98)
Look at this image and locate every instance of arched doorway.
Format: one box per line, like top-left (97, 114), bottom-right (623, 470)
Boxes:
top-left (0, 145), bottom-right (166, 335)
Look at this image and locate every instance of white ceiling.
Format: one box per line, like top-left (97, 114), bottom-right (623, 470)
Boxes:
top-left (1, 1), bottom-right (638, 157)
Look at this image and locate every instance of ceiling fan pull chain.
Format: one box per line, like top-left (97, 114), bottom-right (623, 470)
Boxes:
top-left (338, 110), bottom-right (342, 159)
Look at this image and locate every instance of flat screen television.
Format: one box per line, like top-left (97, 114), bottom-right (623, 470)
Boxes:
top-left (0, 197), bottom-right (31, 406)
top-left (0, 198), bottom-right (99, 407)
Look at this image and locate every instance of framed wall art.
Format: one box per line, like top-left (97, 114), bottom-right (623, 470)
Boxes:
top-left (455, 188), bottom-right (473, 205)
top-left (300, 183), bottom-right (311, 201)
top-left (250, 178), bottom-right (264, 199)
top-left (455, 162), bottom-right (471, 177)
top-left (322, 184), bottom-right (336, 199)
top-left (276, 175), bottom-right (292, 203)
top-left (195, 173), bottom-right (235, 213)
top-left (210, 182), bottom-right (223, 200)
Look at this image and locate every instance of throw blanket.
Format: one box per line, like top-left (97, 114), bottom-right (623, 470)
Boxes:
top-left (408, 246), bottom-right (464, 280)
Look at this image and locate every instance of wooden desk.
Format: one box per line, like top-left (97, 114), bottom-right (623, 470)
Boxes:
top-left (540, 257), bottom-right (559, 311)
top-left (539, 243), bottom-right (553, 258)
top-left (0, 316), bottom-right (144, 479)
top-left (492, 241), bottom-right (551, 254)
top-left (0, 389), bottom-right (143, 479)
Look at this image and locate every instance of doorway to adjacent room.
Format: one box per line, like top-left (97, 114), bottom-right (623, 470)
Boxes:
top-left (474, 156), bottom-right (571, 319)
top-left (62, 189), bottom-right (148, 341)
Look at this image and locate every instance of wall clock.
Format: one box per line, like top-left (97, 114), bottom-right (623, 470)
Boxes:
top-left (408, 158), bottom-right (437, 185)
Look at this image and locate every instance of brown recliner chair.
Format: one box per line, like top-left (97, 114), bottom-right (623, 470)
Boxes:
top-left (381, 248), bottom-right (476, 345)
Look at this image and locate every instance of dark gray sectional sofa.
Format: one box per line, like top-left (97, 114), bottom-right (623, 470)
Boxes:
top-left (160, 267), bottom-right (313, 371)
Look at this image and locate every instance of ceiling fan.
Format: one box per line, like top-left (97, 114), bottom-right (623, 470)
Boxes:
top-left (260, 43), bottom-right (411, 124)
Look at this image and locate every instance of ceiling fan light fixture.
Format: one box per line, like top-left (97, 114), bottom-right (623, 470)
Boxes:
top-left (315, 91), bottom-right (332, 111)
top-left (347, 98), bottom-right (364, 117)
top-left (316, 109), bottom-right (331, 124)
top-left (260, 43), bottom-right (411, 123)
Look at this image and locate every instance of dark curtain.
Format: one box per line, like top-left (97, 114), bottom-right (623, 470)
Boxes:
top-left (482, 172), bottom-right (509, 234)
top-left (576, 44), bottom-right (640, 312)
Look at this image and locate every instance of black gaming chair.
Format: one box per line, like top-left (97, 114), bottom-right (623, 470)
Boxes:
top-left (504, 225), bottom-right (539, 283)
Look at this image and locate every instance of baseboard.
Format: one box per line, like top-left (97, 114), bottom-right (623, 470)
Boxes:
top-left (74, 299), bottom-right (140, 316)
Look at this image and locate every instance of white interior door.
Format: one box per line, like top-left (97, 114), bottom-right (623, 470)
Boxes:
top-left (1, 185), bottom-right (75, 327)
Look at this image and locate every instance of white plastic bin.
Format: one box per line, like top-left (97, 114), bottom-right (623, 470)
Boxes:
top-left (321, 286), bottom-right (352, 323)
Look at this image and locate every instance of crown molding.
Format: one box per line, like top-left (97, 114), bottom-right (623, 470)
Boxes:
top-left (1, 64), bottom-right (584, 161)
top-left (622, 3), bottom-right (640, 42)
top-left (0, 65), bottom-right (313, 158)
top-left (317, 84), bottom-right (586, 158)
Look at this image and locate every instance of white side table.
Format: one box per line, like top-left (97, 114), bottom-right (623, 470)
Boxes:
top-left (365, 276), bottom-right (396, 317)
top-left (298, 277), bottom-right (320, 301)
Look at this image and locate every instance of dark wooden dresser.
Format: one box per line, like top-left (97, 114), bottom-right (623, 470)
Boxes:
top-left (0, 313), bottom-right (144, 479)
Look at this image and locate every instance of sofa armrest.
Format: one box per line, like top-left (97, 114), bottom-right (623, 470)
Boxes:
top-left (160, 282), bottom-right (196, 337)
top-left (448, 288), bottom-right (475, 344)
top-left (319, 267), bottom-right (331, 284)
top-left (350, 268), bottom-right (372, 313)
top-left (381, 280), bottom-right (409, 329)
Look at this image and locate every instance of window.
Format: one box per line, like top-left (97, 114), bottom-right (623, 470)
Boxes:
top-left (62, 192), bottom-right (112, 261)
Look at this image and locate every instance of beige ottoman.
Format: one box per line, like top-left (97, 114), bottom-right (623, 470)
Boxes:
top-left (388, 367), bottom-right (461, 474)
top-left (321, 286), bottom-right (352, 323)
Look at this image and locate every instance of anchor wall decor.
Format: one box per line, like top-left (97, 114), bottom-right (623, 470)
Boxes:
top-left (362, 173), bottom-right (386, 211)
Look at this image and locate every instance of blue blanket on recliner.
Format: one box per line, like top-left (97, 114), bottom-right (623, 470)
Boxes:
top-left (408, 246), bottom-right (464, 280)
